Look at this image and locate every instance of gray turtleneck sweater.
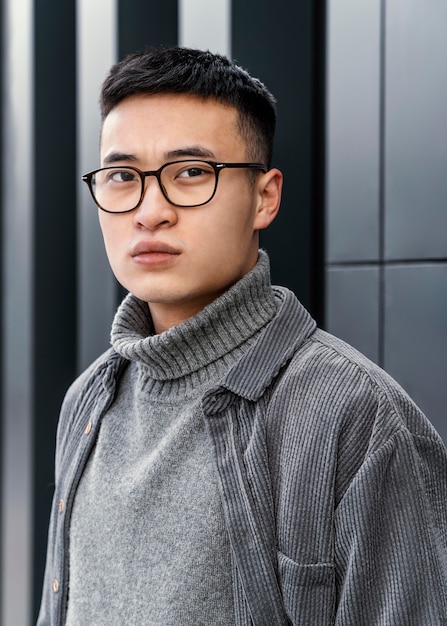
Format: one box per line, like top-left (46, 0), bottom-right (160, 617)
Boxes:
top-left (66, 252), bottom-right (277, 625)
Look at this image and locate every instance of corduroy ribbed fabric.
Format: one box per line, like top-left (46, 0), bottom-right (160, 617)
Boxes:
top-left (65, 252), bottom-right (277, 626)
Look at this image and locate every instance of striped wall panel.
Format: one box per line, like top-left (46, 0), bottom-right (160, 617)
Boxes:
top-left (0, 2), bottom-right (323, 623)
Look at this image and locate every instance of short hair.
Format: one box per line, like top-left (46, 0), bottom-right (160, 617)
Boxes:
top-left (100, 46), bottom-right (277, 167)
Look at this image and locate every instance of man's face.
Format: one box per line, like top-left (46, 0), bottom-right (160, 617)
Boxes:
top-left (98, 93), bottom-right (281, 332)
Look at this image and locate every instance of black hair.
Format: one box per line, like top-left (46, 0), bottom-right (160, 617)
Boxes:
top-left (100, 46), bottom-right (277, 167)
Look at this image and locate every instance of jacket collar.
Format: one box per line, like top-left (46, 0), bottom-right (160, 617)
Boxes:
top-left (203, 286), bottom-right (316, 407)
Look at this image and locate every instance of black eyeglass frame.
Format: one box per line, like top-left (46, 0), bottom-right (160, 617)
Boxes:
top-left (82, 160), bottom-right (268, 213)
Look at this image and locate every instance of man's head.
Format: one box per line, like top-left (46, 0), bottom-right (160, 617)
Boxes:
top-left (91, 47), bottom-right (282, 333)
top-left (100, 46), bottom-right (277, 168)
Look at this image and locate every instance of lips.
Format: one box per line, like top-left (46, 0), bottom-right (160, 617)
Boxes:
top-left (130, 241), bottom-right (181, 267)
top-left (131, 241), bottom-right (180, 257)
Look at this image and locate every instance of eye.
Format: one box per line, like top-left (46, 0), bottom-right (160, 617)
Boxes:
top-left (107, 169), bottom-right (138, 183)
top-left (170, 160), bottom-right (216, 181)
top-left (176, 166), bottom-right (209, 179)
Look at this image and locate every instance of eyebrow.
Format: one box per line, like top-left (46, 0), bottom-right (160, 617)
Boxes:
top-left (102, 145), bottom-right (217, 166)
top-left (165, 146), bottom-right (216, 160)
top-left (102, 152), bottom-right (138, 165)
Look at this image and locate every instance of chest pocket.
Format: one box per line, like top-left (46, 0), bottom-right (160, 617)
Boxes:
top-left (277, 552), bottom-right (335, 625)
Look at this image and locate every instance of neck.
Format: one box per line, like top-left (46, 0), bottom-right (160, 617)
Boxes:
top-left (147, 288), bottom-right (235, 334)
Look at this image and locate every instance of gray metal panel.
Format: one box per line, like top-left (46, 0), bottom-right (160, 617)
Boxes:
top-left (385, 0), bottom-right (447, 260)
top-left (326, 0), bottom-right (381, 263)
top-left (326, 266), bottom-right (380, 364)
top-left (384, 264), bottom-right (447, 443)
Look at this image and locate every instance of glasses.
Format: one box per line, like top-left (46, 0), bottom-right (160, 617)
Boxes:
top-left (82, 160), bottom-right (267, 213)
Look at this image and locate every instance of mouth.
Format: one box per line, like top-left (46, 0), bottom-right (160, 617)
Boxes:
top-left (131, 240), bottom-right (181, 266)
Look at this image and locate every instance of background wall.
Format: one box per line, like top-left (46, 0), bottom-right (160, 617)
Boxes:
top-left (0, 1), bottom-right (445, 624)
top-left (325, 0), bottom-right (447, 442)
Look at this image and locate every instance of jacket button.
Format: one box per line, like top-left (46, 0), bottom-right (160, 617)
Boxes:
top-left (84, 421), bottom-right (92, 435)
top-left (52, 579), bottom-right (59, 593)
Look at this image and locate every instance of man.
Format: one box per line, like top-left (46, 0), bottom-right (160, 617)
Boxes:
top-left (38, 47), bottom-right (447, 625)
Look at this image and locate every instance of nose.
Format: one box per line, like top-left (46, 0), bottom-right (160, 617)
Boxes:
top-left (133, 175), bottom-right (178, 231)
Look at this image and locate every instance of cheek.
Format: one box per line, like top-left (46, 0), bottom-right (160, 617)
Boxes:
top-left (191, 213), bottom-right (257, 277)
top-left (100, 212), bottom-right (125, 241)
top-left (99, 216), bottom-right (129, 264)
top-left (194, 220), bottom-right (243, 260)
top-left (197, 196), bottom-right (256, 242)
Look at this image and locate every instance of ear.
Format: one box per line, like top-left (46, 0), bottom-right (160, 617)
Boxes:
top-left (253, 168), bottom-right (283, 231)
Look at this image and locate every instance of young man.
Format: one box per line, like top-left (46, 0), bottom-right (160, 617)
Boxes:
top-left (38, 47), bottom-right (447, 625)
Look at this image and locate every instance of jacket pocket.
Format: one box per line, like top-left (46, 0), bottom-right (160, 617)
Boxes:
top-left (277, 551), bottom-right (335, 626)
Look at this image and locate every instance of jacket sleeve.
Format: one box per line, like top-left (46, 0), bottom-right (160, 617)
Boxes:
top-left (334, 422), bottom-right (447, 624)
top-left (265, 334), bottom-right (447, 625)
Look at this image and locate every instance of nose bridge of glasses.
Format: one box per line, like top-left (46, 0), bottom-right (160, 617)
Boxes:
top-left (140, 167), bottom-right (168, 201)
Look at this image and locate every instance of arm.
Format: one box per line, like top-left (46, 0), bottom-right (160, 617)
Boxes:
top-left (334, 428), bottom-right (447, 625)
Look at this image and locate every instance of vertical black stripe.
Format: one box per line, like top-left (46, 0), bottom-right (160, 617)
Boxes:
top-left (232, 0), bottom-right (326, 322)
top-left (118, 0), bottom-right (178, 58)
top-left (310, 0), bottom-right (327, 325)
top-left (0, 0), bottom-right (3, 619)
top-left (378, 0), bottom-right (386, 368)
top-left (33, 1), bottom-right (77, 621)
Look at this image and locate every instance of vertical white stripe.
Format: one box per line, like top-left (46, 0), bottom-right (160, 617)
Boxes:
top-left (179, 0), bottom-right (231, 56)
top-left (77, 0), bottom-right (118, 372)
top-left (1, 0), bottom-right (34, 624)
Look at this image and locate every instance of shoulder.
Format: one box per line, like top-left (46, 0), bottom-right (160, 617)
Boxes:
top-left (266, 329), bottom-right (446, 500)
top-left (55, 348), bottom-right (128, 462)
top-left (256, 288), bottom-right (436, 444)
top-left (62, 347), bottom-right (120, 407)
top-left (274, 326), bottom-right (434, 438)
top-left (264, 324), bottom-right (444, 493)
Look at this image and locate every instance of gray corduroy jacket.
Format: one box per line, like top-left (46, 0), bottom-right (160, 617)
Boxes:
top-left (38, 287), bottom-right (447, 625)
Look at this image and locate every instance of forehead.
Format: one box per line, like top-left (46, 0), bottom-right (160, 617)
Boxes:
top-left (100, 94), bottom-right (245, 161)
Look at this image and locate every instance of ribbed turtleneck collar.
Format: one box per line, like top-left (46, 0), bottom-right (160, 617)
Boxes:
top-left (111, 250), bottom-right (277, 382)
